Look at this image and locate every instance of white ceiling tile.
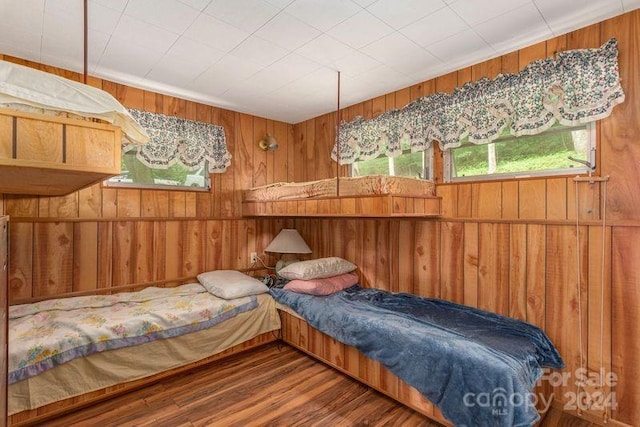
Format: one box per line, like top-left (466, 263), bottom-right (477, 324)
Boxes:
top-left (204, 0), bottom-right (280, 33)
top-left (400, 7), bottom-right (470, 47)
top-left (285, 0), bottom-right (362, 31)
top-left (223, 81), bottom-right (270, 103)
top-left (166, 37), bottom-right (226, 67)
top-left (339, 73), bottom-right (385, 103)
top-left (147, 58), bottom-right (207, 86)
top-left (184, 13), bottom-right (250, 53)
top-left (360, 32), bottom-right (439, 75)
top-left (189, 77), bottom-right (234, 97)
top-left (254, 12), bottom-right (321, 50)
top-left (295, 34), bottom-right (355, 67)
top-left (230, 36), bottom-right (290, 67)
top-left (190, 54), bottom-right (265, 95)
top-left (0, 0), bottom-right (44, 32)
top-left (0, 25), bottom-right (42, 62)
top-left (361, 63), bottom-right (411, 87)
top-left (124, 0), bottom-right (200, 34)
top-left (284, 68), bottom-right (340, 95)
top-left (97, 36), bottom-right (165, 78)
top-left (44, 0), bottom-right (122, 34)
top-left (327, 10), bottom-right (394, 49)
top-left (334, 51), bottom-right (381, 77)
top-left (366, 0), bottom-right (446, 29)
top-left (623, 0), bottom-right (640, 12)
top-left (92, 0), bottom-right (128, 12)
top-left (177, 0), bottom-right (212, 11)
top-left (264, 0), bottom-right (296, 8)
top-left (38, 53), bottom-right (86, 75)
top-left (1, 0), bottom-right (632, 124)
top-left (112, 14), bottom-right (180, 53)
top-left (249, 53), bottom-right (322, 89)
top-left (424, 29), bottom-right (494, 65)
top-left (391, 50), bottom-right (441, 77)
top-left (534, 0), bottom-right (623, 35)
top-left (41, 28), bottom-right (110, 72)
top-left (449, 0), bottom-right (530, 26)
top-left (474, 3), bottom-right (552, 53)
top-left (352, 0), bottom-right (377, 7)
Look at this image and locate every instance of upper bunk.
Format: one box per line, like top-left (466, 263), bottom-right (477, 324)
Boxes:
top-left (0, 59), bottom-right (148, 196)
top-left (242, 175), bottom-right (441, 218)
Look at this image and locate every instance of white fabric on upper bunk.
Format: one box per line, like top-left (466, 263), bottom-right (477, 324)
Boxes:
top-left (0, 59), bottom-right (149, 144)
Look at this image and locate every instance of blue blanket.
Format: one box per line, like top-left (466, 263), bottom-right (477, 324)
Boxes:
top-left (271, 285), bottom-right (564, 427)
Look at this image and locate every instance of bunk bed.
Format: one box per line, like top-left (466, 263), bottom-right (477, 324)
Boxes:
top-left (0, 59), bottom-right (148, 196)
top-left (269, 258), bottom-right (564, 427)
top-left (7, 272), bottom-right (281, 426)
top-left (242, 175), bottom-right (441, 217)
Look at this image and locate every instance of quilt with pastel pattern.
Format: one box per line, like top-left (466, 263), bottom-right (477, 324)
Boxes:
top-left (9, 283), bottom-right (257, 384)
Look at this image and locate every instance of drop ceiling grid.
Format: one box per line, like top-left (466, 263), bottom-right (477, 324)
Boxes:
top-left (0, 0), bottom-right (635, 123)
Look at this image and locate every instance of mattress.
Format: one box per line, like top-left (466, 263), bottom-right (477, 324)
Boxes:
top-left (271, 285), bottom-right (564, 427)
top-left (244, 175), bottom-right (435, 201)
top-left (8, 293), bottom-right (280, 415)
top-left (0, 59), bottom-right (148, 144)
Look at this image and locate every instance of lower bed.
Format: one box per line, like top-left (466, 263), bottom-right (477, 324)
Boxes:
top-left (271, 285), bottom-right (564, 427)
top-left (8, 285), bottom-right (280, 420)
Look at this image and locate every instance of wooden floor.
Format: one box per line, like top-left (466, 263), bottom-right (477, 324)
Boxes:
top-left (43, 343), bottom-right (596, 427)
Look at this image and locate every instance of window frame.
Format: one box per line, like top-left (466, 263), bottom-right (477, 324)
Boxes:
top-left (349, 145), bottom-right (434, 180)
top-left (443, 122), bottom-right (596, 183)
top-left (103, 148), bottom-right (212, 192)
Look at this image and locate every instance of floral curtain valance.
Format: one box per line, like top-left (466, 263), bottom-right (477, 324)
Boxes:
top-left (125, 109), bottom-right (231, 173)
top-left (332, 38), bottom-right (625, 164)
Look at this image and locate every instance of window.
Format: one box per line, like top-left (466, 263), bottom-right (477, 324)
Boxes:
top-left (104, 145), bottom-right (210, 191)
top-left (350, 142), bottom-right (432, 180)
top-left (444, 123), bottom-right (594, 182)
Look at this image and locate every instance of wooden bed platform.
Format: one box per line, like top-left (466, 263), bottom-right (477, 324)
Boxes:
top-left (6, 273), bottom-right (278, 427)
top-left (243, 194), bottom-right (441, 217)
top-left (9, 332), bottom-right (276, 427)
top-left (278, 309), bottom-right (559, 427)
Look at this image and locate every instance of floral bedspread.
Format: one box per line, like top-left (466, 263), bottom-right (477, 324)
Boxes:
top-left (8, 283), bottom-right (258, 384)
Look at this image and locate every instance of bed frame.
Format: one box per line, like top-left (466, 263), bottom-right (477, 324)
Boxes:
top-left (7, 273), bottom-right (278, 427)
top-left (9, 277), bottom-right (552, 426)
top-left (279, 309), bottom-right (552, 427)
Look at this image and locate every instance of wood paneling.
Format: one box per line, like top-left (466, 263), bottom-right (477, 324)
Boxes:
top-left (3, 9), bottom-right (640, 427)
top-left (0, 217), bottom-right (7, 427)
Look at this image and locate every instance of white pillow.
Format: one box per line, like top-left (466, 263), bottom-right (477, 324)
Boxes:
top-left (278, 257), bottom-right (357, 280)
top-left (197, 270), bottom-right (269, 299)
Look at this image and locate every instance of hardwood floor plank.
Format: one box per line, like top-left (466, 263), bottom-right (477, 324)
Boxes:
top-left (43, 343), bottom-right (596, 427)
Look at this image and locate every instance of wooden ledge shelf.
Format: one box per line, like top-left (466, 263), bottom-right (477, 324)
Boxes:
top-left (242, 194), bottom-right (441, 218)
top-left (0, 108), bottom-right (122, 196)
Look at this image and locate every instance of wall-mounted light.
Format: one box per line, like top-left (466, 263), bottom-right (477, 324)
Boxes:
top-left (258, 134), bottom-right (278, 151)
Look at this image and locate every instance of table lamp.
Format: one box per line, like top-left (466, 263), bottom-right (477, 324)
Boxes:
top-left (264, 229), bottom-right (312, 272)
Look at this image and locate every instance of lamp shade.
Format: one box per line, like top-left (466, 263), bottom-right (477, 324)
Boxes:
top-left (265, 229), bottom-right (311, 254)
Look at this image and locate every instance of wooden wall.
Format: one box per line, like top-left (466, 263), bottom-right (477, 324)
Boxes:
top-left (0, 54), bottom-right (298, 301)
top-left (1, 8), bottom-right (639, 427)
top-left (290, 11), bottom-right (639, 427)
